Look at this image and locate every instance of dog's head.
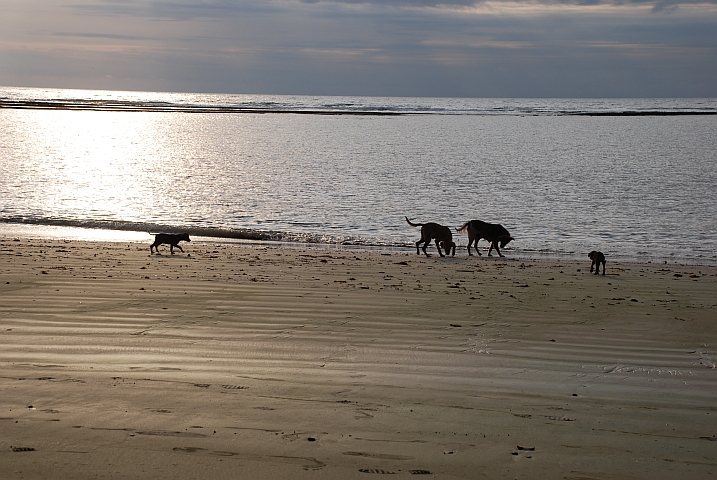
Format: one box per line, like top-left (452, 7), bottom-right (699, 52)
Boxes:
top-left (441, 240), bottom-right (457, 256)
top-left (500, 235), bottom-right (514, 249)
top-left (181, 233), bottom-right (191, 242)
top-left (588, 251), bottom-right (603, 261)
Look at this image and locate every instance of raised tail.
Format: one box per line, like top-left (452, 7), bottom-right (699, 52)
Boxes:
top-left (405, 216), bottom-right (423, 228)
top-left (455, 221), bottom-right (471, 234)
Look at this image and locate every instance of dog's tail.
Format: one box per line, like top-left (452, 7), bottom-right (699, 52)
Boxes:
top-left (455, 221), bottom-right (471, 234)
top-left (405, 216), bottom-right (423, 228)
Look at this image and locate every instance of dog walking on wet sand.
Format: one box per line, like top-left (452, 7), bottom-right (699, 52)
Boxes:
top-left (589, 251), bottom-right (606, 275)
top-left (405, 217), bottom-right (456, 257)
top-left (456, 220), bottom-right (514, 257)
top-left (150, 233), bottom-right (191, 254)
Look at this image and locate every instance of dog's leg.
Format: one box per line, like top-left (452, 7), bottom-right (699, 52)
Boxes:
top-left (420, 236), bottom-right (431, 257)
top-left (176, 245), bottom-right (184, 253)
top-left (488, 240), bottom-right (504, 257)
top-left (590, 261), bottom-right (595, 273)
top-left (602, 261), bottom-right (606, 275)
top-left (435, 239), bottom-right (444, 257)
top-left (417, 237), bottom-right (430, 256)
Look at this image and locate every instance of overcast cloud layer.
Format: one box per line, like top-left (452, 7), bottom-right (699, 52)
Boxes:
top-left (1, 0), bottom-right (716, 97)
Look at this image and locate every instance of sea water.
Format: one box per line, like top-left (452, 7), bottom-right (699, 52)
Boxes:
top-left (1, 87), bottom-right (716, 264)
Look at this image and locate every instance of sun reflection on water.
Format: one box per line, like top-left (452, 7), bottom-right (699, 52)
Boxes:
top-left (8, 109), bottom-right (173, 223)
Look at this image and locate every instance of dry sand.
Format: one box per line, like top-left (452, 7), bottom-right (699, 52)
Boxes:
top-left (1, 237), bottom-right (716, 479)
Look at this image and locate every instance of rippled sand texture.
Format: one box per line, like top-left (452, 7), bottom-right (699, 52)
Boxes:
top-left (1, 238), bottom-right (716, 479)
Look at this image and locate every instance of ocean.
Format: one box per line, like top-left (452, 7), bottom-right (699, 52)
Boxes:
top-left (1, 87), bottom-right (716, 264)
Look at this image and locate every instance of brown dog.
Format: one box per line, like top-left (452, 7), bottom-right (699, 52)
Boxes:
top-left (150, 233), bottom-right (191, 254)
top-left (405, 217), bottom-right (456, 257)
top-left (456, 220), bottom-right (514, 257)
top-left (589, 251), bottom-right (606, 275)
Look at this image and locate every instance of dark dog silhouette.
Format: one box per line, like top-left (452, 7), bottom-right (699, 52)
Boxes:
top-left (589, 251), bottom-right (606, 275)
top-left (456, 220), bottom-right (514, 257)
top-left (150, 233), bottom-right (191, 254)
top-left (405, 217), bottom-right (456, 257)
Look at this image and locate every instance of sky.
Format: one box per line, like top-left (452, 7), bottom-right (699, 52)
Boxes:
top-left (1, 0), bottom-right (716, 97)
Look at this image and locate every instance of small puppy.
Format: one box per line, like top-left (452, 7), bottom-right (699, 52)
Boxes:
top-left (150, 233), bottom-right (191, 254)
top-left (456, 220), bottom-right (514, 257)
top-left (405, 217), bottom-right (456, 257)
top-left (589, 251), bottom-right (606, 275)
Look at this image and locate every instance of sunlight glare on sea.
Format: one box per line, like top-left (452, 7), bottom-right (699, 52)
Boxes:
top-left (11, 110), bottom-right (163, 222)
top-left (1, 89), bottom-right (716, 264)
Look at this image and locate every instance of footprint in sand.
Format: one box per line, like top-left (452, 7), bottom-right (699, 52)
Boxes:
top-left (359, 468), bottom-right (396, 474)
top-left (512, 445), bottom-right (536, 459)
top-left (545, 415), bottom-right (576, 421)
top-left (221, 384), bottom-right (248, 390)
top-left (137, 430), bottom-right (207, 438)
top-left (173, 447), bottom-right (207, 453)
top-left (344, 452), bottom-right (413, 460)
top-left (12, 447), bottom-right (35, 452)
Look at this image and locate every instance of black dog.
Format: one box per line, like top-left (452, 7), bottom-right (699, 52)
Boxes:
top-left (405, 217), bottom-right (456, 257)
top-left (150, 233), bottom-right (191, 254)
top-left (589, 251), bottom-right (606, 275)
top-left (456, 220), bottom-right (514, 257)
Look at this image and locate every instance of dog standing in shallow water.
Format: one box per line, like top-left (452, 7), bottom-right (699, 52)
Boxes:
top-left (456, 220), bottom-right (514, 257)
top-left (405, 217), bottom-right (456, 257)
top-left (589, 251), bottom-right (606, 275)
top-left (150, 233), bottom-right (191, 254)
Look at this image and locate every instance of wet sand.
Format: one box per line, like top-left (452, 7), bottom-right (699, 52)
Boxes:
top-left (1, 237), bottom-right (716, 479)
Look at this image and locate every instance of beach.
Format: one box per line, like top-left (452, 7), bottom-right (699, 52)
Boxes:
top-left (1, 237), bottom-right (716, 479)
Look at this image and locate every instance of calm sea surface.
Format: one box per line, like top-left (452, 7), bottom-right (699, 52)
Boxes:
top-left (1, 87), bottom-right (716, 264)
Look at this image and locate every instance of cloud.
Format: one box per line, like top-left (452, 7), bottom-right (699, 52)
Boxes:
top-left (2, 0), bottom-right (716, 96)
top-left (295, 0), bottom-right (717, 7)
top-left (69, 0), bottom-right (281, 20)
top-left (68, 0), bottom-right (717, 17)
top-left (53, 32), bottom-right (150, 41)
